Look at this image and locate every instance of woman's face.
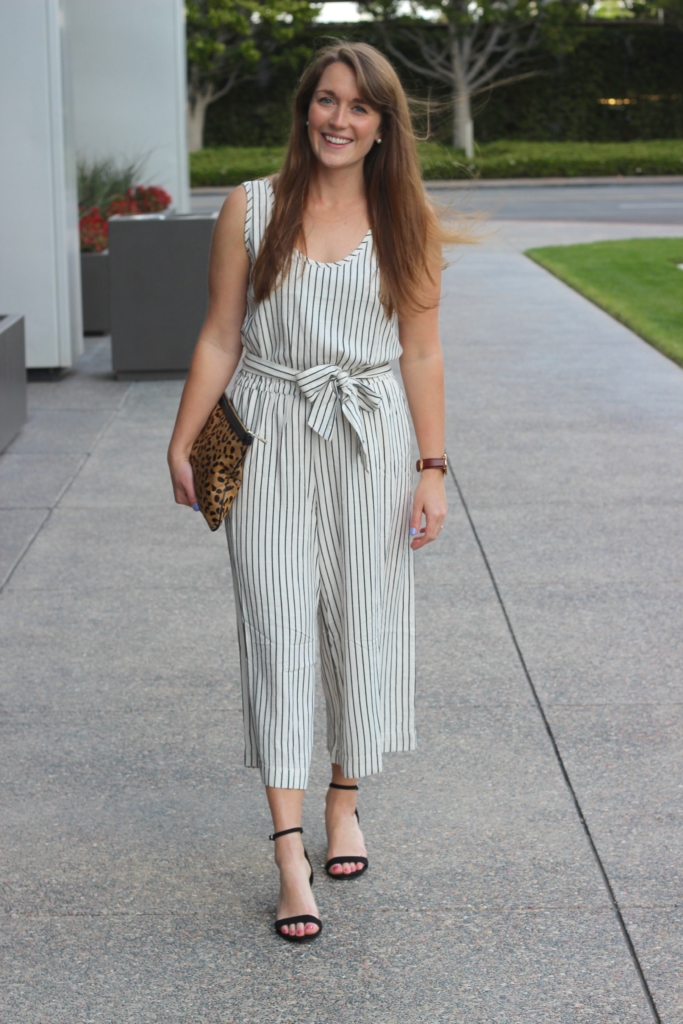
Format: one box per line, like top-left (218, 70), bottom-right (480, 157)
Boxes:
top-left (307, 62), bottom-right (382, 171)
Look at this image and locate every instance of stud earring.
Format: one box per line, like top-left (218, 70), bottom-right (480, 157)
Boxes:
top-left (376, 137), bottom-right (382, 144)
top-left (305, 119), bottom-right (309, 125)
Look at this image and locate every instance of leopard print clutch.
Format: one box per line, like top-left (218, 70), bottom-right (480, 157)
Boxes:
top-left (189, 394), bottom-right (254, 531)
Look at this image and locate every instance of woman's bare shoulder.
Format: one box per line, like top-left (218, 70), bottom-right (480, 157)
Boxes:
top-left (212, 185), bottom-right (247, 249)
top-left (219, 183), bottom-right (247, 223)
top-left (207, 185), bottom-right (249, 273)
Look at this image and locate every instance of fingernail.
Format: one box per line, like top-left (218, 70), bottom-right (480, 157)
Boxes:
top-left (409, 527), bottom-right (417, 535)
top-left (193, 503), bottom-right (200, 511)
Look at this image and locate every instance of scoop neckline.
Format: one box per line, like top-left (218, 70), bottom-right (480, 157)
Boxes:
top-left (264, 179), bottom-right (371, 268)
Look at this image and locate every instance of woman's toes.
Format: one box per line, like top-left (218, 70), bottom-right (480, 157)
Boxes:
top-left (305, 922), bottom-right (319, 935)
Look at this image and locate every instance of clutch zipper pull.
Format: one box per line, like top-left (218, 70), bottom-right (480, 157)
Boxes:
top-left (249, 431), bottom-right (267, 444)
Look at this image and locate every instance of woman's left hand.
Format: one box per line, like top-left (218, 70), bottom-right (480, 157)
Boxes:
top-left (409, 471), bottom-right (447, 550)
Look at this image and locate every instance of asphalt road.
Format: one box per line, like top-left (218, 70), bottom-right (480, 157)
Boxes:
top-left (191, 180), bottom-right (683, 223)
top-left (429, 181), bottom-right (683, 224)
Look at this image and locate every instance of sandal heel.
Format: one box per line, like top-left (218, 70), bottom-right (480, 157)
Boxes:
top-left (270, 826), bottom-right (322, 942)
top-left (325, 784), bottom-right (369, 881)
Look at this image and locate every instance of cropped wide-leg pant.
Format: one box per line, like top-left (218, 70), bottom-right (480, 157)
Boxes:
top-left (226, 367), bottom-right (415, 789)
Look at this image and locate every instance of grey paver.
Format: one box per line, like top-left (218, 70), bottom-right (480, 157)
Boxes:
top-left (0, 910), bottom-right (651, 1024)
top-left (623, 909), bottom-right (683, 1024)
top-left (452, 421), bottom-right (683, 507)
top-left (484, 582), bottom-right (683, 706)
top-left (0, 700), bottom-right (608, 917)
top-left (5, 506), bottom-right (230, 592)
top-left (547, 704), bottom-right (683, 907)
top-left (0, 909), bottom-right (651, 1019)
top-left (462, 501), bottom-right (683, 587)
top-left (4, 408), bottom-right (112, 454)
top-left (0, 585), bottom-right (239, 712)
top-left (0, 452), bottom-right (85, 508)
top-left (0, 508), bottom-right (49, 586)
top-left (2, 197), bottom-right (682, 1020)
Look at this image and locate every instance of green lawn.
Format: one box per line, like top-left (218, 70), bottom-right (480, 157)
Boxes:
top-left (525, 238), bottom-right (683, 367)
top-left (190, 139), bottom-right (683, 186)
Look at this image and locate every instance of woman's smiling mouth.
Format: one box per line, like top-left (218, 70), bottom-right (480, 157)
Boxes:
top-left (322, 134), bottom-right (353, 147)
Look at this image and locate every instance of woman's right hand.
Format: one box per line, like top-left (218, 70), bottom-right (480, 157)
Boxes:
top-left (165, 185), bottom-right (249, 511)
top-left (168, 452), bottom-right (198, 509)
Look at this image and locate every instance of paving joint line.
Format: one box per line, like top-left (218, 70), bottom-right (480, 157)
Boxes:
top-left (0, 508), bottom-right (51, 591)
top-left (449, 469), bottom-right (663, 1024)
top-left (0, 383), bottom-right (134, 596)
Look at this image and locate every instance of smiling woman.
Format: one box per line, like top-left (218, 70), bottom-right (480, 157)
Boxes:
top-left (168, 40), bottom-right (466, 946)
top-left (253, 43), bottom-right (464, 319)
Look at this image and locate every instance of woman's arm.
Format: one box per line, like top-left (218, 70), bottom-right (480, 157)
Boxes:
top-left (167, 186), bottom-right (250, 507)
top-left (398, 258), bottom-right (447, 550)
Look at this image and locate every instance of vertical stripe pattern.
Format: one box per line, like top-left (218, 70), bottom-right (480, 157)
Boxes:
top-left (226, 179), bottom-right (415, 789)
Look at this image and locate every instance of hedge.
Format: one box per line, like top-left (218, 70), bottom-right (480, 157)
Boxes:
top-left (190, 139), bottom-right (683, 186)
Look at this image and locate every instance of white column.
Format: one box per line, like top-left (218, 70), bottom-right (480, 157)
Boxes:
top-left (0, 0), bottom-right (83, 369)
top-left (64, 0), bottom-right (190, 214)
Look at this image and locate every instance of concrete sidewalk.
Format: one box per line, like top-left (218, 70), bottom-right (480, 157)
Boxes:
top-left (1, 220), bottom-right (682, 1022)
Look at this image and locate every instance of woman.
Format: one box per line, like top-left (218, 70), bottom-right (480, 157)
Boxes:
top-left (168, 42), bottom-right (458, 942)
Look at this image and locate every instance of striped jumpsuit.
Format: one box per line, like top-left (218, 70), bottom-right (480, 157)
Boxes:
top-left (226, 179), bottom-right (415, 789)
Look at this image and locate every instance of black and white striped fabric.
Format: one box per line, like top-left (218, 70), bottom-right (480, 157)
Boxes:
top-left (226, 179), bottom-right (415, 789)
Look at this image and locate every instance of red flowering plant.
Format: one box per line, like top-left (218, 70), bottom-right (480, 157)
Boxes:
top-left (105, 194), bottom-right (140, 218)
top-left (79, 208), bottom-right (108, 253)
top-left (128, 186), bottom-right (172, 212)
top-left (78, 178), bottom-right (172, 253)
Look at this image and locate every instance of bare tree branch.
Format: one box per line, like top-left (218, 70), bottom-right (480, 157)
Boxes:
top-left (382, 31), bottom-right (451, 82)
top-left (470, 67), bottom-right (546, 96)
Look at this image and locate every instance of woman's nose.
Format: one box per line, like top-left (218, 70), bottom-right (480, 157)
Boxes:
top-left (328, 105), bottom-right (350, 129)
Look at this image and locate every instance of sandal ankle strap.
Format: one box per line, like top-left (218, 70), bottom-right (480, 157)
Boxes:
top-left (269, 826), bottom-right (303, 841)
top-left (329, 782), bottom-right (359, 791)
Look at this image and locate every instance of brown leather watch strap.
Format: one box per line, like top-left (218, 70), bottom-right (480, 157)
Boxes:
top-left (416, 455), bottom-right (448, 474)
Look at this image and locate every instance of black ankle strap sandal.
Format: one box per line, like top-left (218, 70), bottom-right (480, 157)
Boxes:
top-left (325, 785), bottom-right (369, 881)
top-left (270, 827), bottom-right (323, 942)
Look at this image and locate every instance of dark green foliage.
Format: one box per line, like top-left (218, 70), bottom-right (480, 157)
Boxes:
top-left (474, 23), bottom-right (683, 142)
top-left (190, 138), bottom-right (683, 184)
top-left (203, 21), bottom-right (683, 146)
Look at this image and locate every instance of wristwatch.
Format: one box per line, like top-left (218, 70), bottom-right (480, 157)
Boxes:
top-left (416, 454), bottom-right (448, 475)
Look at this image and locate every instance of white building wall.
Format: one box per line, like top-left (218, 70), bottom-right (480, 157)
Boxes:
top-left (65, 0), bottom-right (190, 213)
top-left (0, 0), bottom-right (83, 369)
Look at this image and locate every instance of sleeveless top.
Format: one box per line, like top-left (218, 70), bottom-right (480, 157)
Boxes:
top-left (240, 179), bottom-right (401, 371)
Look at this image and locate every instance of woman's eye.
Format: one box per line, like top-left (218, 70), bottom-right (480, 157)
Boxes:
top-left (319, 96), bottom-right (333, 105)
top-left (353, 105), bottom-right (368, 114)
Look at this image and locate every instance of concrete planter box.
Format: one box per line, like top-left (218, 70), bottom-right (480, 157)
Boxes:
top-left (81, 251), bottom-right (111, 334)
top-left (0, 314), bottom-right (27, 452)
top-left (109, 213), bottom-right (216, 378)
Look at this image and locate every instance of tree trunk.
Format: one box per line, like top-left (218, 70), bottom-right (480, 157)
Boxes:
top-left (452, 86), bottom-right (473, 157)
top-left (450, 33), bottom-right (474, 158)
top-left (187, 90), bottom-right (213, 153)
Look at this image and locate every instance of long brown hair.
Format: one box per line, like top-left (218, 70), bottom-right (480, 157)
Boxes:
top-left (251, 41), bottom-right (466, 319)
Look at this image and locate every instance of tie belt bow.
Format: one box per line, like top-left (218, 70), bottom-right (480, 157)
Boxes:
top-left (241, 353), bottom-right (391, 460)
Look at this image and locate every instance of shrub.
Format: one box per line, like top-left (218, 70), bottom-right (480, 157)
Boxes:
top-left (79, 208), bottom-right (108, 253)
top-left (77, 157), bottom-right (144, 214)
top-left (130, 186), bottom-right (173, 212)
top-left (77, 159), bottom-right (173, 253)
top-left (190, 139), bottom-right (683, 187)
